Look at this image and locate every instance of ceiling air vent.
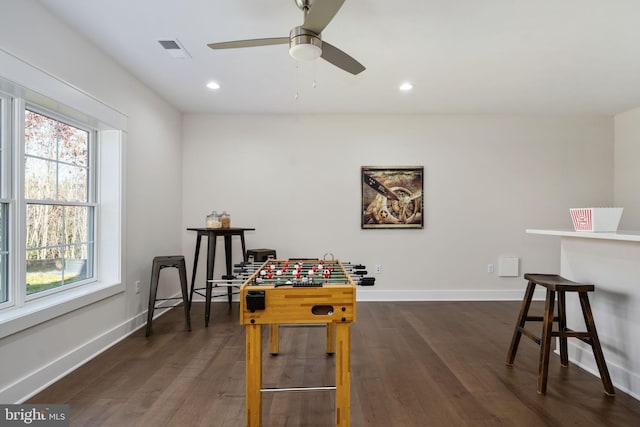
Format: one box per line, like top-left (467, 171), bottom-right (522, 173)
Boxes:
top-left (158, 39), bottom-right (191, 59)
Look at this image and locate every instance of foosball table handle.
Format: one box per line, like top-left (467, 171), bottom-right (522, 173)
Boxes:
top-left (359, 277), bottom-right (376, 286)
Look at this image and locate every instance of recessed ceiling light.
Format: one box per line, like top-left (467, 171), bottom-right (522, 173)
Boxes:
top-left (206, 81), bottom-right (221, 90)
top-left (399, 82), bottom-right (414, 91)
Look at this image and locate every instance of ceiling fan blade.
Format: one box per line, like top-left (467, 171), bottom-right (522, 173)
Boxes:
top-left (320, 41), bottom-right (365, 75)
top-left (302, 0), bottom-right (345, 34)
top-left (207, 37), bottom-right (289, 49)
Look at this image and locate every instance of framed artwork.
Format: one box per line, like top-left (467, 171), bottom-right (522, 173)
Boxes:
top-left (361, 166), bottom-right (424, 229)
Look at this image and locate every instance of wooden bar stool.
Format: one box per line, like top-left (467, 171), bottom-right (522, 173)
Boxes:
top-left (146, 255), bottom-right (192, 337)
top-left (506, 273), bottom-right (615, 396)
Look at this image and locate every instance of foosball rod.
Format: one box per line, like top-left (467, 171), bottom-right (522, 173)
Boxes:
top-left (237, 263), bottom-right (364, 275)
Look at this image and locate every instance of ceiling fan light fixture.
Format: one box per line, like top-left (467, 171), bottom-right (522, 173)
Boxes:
top-left (289, 43), bottom-right (322, 61)
top-left (289, 26), bottom-right (322, 61)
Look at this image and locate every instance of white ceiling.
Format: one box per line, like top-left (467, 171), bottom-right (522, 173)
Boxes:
top-left (37, 0), bottom-right (640, 115)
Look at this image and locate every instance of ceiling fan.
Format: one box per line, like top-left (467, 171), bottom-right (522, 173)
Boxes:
top-left (207, 0), bottom-right (365, 75)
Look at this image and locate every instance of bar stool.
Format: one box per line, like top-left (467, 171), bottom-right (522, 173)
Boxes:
top-left (246, 248), bottom-right (276, 263)
top-left (506, 273), bottom-right (614, 395)
top-left (146, 256), bottom-right (192, 337)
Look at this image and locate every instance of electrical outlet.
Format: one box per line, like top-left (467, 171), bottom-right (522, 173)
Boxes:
top-left (487, 264), bottom-right (494, 273)
top-left (135, 280), bottom-right (141, 294)
top-left (375, 265), bottom-right (382, 274)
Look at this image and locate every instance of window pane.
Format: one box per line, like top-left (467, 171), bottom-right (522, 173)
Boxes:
top-left (59, 123), bottom-right (88, 166)
top-left (64, 244), bottom-right (92, 284)
top-left (26, 247), bottom-right (62, 295)
top-left (25, 109), bottom-right (90, 202)
top-left (25, 110), bottom-right (57, 159)
top-left (25, 157), bottom-right (57, 200)
top-left (0, 99), bottom-right (3, 187)
top-left (0, 201), bottom-right (5, 251)
top-left (0, 204), bottom-right (7, 304)
top-left (59, 164), bottom-right (87, 202)
top-left (64, 206), bottom-right (90, 245)
top-left (0, 254), bottom-right (7, 303)
top-left (26, 204), bottom-right (63, 248)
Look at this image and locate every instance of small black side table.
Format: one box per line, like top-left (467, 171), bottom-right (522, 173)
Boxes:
top-left (187, 227), bottom-right (255, 326)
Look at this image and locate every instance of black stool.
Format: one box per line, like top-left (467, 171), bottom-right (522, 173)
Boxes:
top-left (506, 273), bottom-right (614, 395)
top-left (246, 248), bottom-right (276, 263)
top-left (146, 256), bottom-right (191, 337)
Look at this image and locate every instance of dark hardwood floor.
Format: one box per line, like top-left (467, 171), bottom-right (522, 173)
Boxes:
top-left (29, 301), bottom-right (640, 426)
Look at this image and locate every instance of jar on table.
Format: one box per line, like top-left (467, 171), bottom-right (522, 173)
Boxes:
top-left (220, 211), bottom-right (231, 228)
top-left (206, 211), bottom-right (221, 228)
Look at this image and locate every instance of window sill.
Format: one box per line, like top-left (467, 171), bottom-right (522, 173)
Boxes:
top-left (0, 281), bottom-right (124, 339)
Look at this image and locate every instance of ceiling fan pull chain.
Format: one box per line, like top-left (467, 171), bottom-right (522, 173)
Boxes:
top-left (295, 63), bottom-right (300, 100)
top-left (312, 61), bottom-right (317, 89)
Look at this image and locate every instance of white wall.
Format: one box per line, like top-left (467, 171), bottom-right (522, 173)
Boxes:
top-left (614, 108), bottom-right (640, 229)
top-left (182, 114), bottom-right (614, 300)
top-left (0, 0), bottom-right (183, 402)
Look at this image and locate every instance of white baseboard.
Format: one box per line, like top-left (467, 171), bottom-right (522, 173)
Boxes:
top-left (354, 288), bottom-right (546, 301)
top-left (3, 305), bottom-right (175, 404)
top-left (564, 342), bottom-right (640, 400)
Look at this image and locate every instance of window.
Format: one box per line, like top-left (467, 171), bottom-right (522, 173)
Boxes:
top-left (0, 48), bottom-right (126, 338)
top-left (0, 95), bottom-right (8, 305)
top-left (24, 109), bottom-right (95, 296)
top-left (0, 203), bottom-right (6, 304)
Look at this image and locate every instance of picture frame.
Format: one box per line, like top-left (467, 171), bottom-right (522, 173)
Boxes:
top-left (361, 166), bottom-right (424, 229)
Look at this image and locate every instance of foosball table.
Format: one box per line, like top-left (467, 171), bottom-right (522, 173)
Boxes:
top-left (226, 257), bottom-right (374, 427)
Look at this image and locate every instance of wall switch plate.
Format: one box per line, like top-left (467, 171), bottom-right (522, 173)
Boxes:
top-left (135, 280), bottom-right (141, 294)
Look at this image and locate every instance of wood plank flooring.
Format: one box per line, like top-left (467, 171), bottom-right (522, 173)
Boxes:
top-left (29, 301), bottom-right (640, 426)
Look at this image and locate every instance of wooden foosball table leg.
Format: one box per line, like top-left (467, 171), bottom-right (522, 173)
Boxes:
top-left (335, 322), bottom-right (351, 427)
top-left (269, 324), bottom-right (336, 355)
top-left (269, 324), bottom-right (279, 355)
top-left (326, 322), bottom-right (336, 354)
top-left (246, 323), bottom-right (262, 427)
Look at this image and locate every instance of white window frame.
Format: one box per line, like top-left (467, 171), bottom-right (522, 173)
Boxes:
top-left (0, 93), bottom-right (11, 310)
top-left (22, 104), bottom-right (97, 300)
top-left (0, 48), bottom-right (126, 338)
